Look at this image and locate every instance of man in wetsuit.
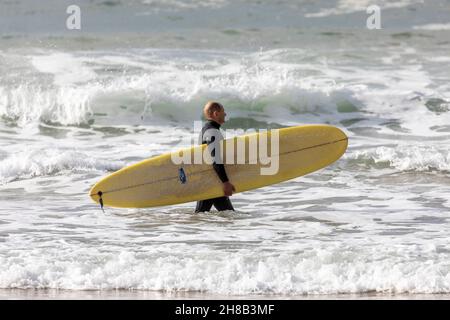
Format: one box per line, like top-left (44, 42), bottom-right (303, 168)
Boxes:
top-left (195, 101), bottom-right (236, 212)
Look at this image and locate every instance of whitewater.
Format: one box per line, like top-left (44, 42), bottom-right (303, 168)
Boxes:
top-left (0, 0), bottom-right (450, 297)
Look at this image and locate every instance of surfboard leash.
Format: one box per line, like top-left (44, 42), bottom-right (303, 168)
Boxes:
top-left (97, 191), bottom-right (105, 213)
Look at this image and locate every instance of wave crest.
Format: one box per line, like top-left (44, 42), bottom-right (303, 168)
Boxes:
top-left (347, 145), bottom-right (450, 172)
top-left (0, 149), bottom-right (124, 184)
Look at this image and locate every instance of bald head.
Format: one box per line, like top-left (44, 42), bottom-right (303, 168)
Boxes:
top-left (203, 101), bottom-right (223, 119)
top-left (203, 101), bottom-right (227, 125)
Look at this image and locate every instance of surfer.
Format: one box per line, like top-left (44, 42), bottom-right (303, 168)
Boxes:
top-left (195, 101), bottom-right (235, 212)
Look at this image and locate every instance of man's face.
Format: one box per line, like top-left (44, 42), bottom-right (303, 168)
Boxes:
top-left (213, 106), bottom-right (226, 125)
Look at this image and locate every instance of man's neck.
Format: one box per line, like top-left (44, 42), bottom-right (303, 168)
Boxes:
top-left (206, 119), bottom-right (221, 128)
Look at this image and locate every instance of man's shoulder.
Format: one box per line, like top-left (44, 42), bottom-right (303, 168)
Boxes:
top-left (202, 120), bottom-right (220, 129)
top-left (200, 121), bottom-right (223, 143)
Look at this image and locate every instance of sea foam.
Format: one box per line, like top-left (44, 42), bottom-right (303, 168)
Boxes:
top-left (0, 244), bottom-right (449, 294)
top-left (348, 145), bottom-right (450, 172)
top-left (0, 148), bottom-right (124, 184)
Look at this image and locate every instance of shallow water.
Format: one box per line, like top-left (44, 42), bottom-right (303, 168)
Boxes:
top-left (0, 0), bottom-right (450, 296)
top-left (3, 289), bottom-right (450, 300)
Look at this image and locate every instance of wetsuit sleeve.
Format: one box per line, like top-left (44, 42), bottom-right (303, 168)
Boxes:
top-left (206, 135), bottom-right (229, 183)
top-left (212, 163), bottom-right (229, 183)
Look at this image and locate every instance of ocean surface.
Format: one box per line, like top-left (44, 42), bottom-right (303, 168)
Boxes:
top-left (1, 0), bottom-right (450, 297)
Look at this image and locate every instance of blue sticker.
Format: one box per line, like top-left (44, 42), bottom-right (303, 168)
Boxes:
top-left (178, 168), bottom-right (187, 184)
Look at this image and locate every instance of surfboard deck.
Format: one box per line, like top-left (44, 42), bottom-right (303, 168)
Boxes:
top-left (89, 124), bottom-right (348, 208)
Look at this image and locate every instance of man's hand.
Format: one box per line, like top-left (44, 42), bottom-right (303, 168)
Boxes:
top-left (223, 181), bottom-right (236, 197)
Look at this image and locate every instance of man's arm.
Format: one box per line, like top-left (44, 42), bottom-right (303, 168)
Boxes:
top-left (205, 130), bottom-right (235, 196)
top-left (212, 162), bottom-right (229, 183)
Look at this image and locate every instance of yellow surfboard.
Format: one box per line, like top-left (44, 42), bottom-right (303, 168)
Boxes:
top-left (89, 124), bottom-right (348, 208)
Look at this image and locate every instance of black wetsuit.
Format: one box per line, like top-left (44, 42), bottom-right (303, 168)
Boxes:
top-left (195, 120), bottom-right (234, 212)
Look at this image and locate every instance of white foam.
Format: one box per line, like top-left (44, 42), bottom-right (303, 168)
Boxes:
top-left (31, 53), bottom-right (97, 86)
top-left (140, 0), bottom-right (227, 11)
top-left (349, 145), bottom-right (450, 172)
top-left (1, 49), bottom-right (360, 127)
top-left (305, 0), bottom-right (422, 18)
top-left (0, 244), bottom-right (449, 294)
top-left (0, 85), bottom-right (93, 126)
top-left (0, 148), bottom-right (124, 185)
top-left (413, 23), bottom-right (450, 31)
top-left (426, 56), bottom-right (450, 63)
top-left (1, 47), bottom-right (448, 137)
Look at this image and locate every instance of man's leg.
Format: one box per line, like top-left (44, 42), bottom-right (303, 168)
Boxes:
top-left (195, 199), bottom-right (214, 212)
top-left (212, 196), bottom-right (234, 211)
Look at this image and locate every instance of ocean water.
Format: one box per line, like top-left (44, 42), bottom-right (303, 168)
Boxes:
top-left (1, 0), bottom-right (450, 296)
